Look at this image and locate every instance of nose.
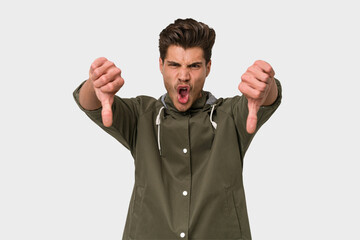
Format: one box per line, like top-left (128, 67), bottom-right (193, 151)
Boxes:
top-left (178, 67), bottom-right (190, 82)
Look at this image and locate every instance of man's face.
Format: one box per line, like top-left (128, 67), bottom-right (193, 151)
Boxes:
top-left (159, 45), bottom-right (211, 112)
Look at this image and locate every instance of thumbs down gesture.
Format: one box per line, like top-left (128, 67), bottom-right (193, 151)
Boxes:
top-left (89, 57), bottom-right (124, 127)
top-left (238, 60), bottom-right (278, 134)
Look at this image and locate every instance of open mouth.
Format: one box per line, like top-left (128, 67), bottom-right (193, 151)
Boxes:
top-left (177, 85), bottom-right (190, 104)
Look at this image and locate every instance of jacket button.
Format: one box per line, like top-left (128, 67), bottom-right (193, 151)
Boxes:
top-left (182, 191), bottom-right (188, 196)
top-left (180, 232), bottom-right (186, 238)
top-left (183, 148), bottom-right (188, 154)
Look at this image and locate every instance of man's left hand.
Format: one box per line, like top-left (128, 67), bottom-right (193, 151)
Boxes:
top-left (238, 60), bottom-right (277, 134)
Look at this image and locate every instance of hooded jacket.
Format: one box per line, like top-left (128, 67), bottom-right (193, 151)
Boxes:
top-left (73, 79), bottom-right (282, 240)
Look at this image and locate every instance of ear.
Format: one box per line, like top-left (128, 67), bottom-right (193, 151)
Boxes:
top-left (159, 57), bottom-right (164, 74)
top-left (206, 60), bottom-right (212, 77)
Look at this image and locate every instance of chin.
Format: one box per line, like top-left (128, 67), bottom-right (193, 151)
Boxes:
top-left (176, 105), bottom-right (189, 112)
top-left (175, 103), bottom-right (191, 112)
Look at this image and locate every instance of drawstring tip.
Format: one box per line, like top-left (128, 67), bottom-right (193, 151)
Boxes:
top-left (156, 106), bottom-right (165, 154)
top-left (210, 104), bottom-right (217, 129)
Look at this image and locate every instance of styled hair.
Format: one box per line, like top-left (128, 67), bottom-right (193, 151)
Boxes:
top-left (159, 18), bottom-right (216, 64)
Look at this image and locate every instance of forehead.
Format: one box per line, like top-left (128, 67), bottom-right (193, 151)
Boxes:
top-left (165, 45), bottom-right (205, 64)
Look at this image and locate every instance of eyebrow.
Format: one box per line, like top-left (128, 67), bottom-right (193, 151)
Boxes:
top-left (167, 61), bottom-right (181, 66)
top-left (167, 61), bottom-right (203, 67)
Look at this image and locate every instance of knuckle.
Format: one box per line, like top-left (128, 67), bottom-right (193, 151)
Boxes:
top-left (100, 75), bottom-right (108, 83)
top-left (260, 74), bottom-right (269, 83)
top-left (264, 65), bottom-right (272, 73)
top-left (249, 65), bottom-right (259, 74)
top-left (259, 83), bottom-right (267, 92)
top-left (115, 67), bottom-right (122, 75)
top-left (108, 61), bottom-right (115, 67)
top-left (101, 83), bottom-right (111, 93)
top-left (98, 57), bottom-right (107, 62)
top-left (119, 77), bottom-right (125, 87)
top-left (107, 82), bottom-right (115, 92)
top-left (239, 83), bottom-right (249, 95)
top-left (241, 73), bottom-right (249, 82)
top-left (90, 63), bottom-right (97, 72)
top-left (241, 74), bottom-right (245, 82)
top-left (254, 60), bottom-right (263, 65)
top-left (100, 85), bottom-right (108, 92)
top-left (254, 90), bottom-right (261, 99)
top-left (93, 69), bottom-right (100, 78)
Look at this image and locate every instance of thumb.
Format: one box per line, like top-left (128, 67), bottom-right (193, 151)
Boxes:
top-left (101, 97), bottom-right (113, 127)
top-left (246, 99), bottom-right (260, 134)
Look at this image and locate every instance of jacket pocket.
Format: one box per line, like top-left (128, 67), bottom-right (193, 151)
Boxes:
top-left (224, 186), bottom-right (242, 237)
top-left (129, 185), bottom-right (145, 238)
top-left (232, 187), bottom-right (252, 240)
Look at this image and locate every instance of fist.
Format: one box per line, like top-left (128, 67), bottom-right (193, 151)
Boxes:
top-left (238, 60), bottom-right (275, 134)
top-left (89, 57), bottom-right (124, 127)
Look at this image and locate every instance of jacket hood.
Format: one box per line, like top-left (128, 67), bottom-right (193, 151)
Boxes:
top-left (155, 90), bottom-right (220, 155)
top-left (160, 90), bottom-right (218, 113)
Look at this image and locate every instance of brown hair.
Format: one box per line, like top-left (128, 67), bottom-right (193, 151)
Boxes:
top-left (159, 18), bottom-right (216, 64)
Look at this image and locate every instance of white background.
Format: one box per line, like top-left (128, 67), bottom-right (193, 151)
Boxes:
top-left (1, 0), bottom-right (359, 239)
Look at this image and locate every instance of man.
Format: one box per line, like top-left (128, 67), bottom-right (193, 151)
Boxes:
top-left (74, 18), bottom-right (281, 240)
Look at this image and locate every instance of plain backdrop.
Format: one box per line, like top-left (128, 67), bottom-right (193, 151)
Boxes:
top-left (1, 0), bottom-right (359, 239)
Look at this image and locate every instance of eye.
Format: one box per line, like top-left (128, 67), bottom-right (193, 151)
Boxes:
top-left (190, 64), bottom-right (201, 69)
top-left (168, 63), bottom-right (180, 68)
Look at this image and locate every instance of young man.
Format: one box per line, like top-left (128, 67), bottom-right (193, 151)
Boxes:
top-left (74, 18), bottom-right (281, 240)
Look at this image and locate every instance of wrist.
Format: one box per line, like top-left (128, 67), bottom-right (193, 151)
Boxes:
top-left (79, 79), bottom-right (102, 110)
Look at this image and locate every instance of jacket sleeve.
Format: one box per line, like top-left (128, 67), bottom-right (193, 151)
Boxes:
top-left (232, 78), bottom-right (282, 158)
top-left (73, 81), bottom-right (140, 152)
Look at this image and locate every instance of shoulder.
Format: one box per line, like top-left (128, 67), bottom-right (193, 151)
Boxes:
top-left (133, 95), bottom-right (158, 114)
top-left (215, 95), bottom-right (246, 115)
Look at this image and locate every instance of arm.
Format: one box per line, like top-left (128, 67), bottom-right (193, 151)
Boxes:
top-left (74, 57), bottom-right (141, 151)
top-left (79, 57), bottom-right (124, 127)
top-left (238, 60), bottom-right (279, 134)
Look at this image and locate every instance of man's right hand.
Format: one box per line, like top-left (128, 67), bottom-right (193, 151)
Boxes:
top-left (89, 57), bottom-right (124, 127)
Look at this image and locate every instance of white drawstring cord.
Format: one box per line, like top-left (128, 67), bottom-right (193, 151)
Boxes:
top-left (156, 106), bottom-right (165, 153)
top-left (157, 104), bottom-right (216, 154)
top-left (210, 104), bottom-right (217, 129)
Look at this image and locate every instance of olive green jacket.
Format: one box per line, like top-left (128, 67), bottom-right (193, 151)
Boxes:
top-left (73, 79), bottom-right (282, 240)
